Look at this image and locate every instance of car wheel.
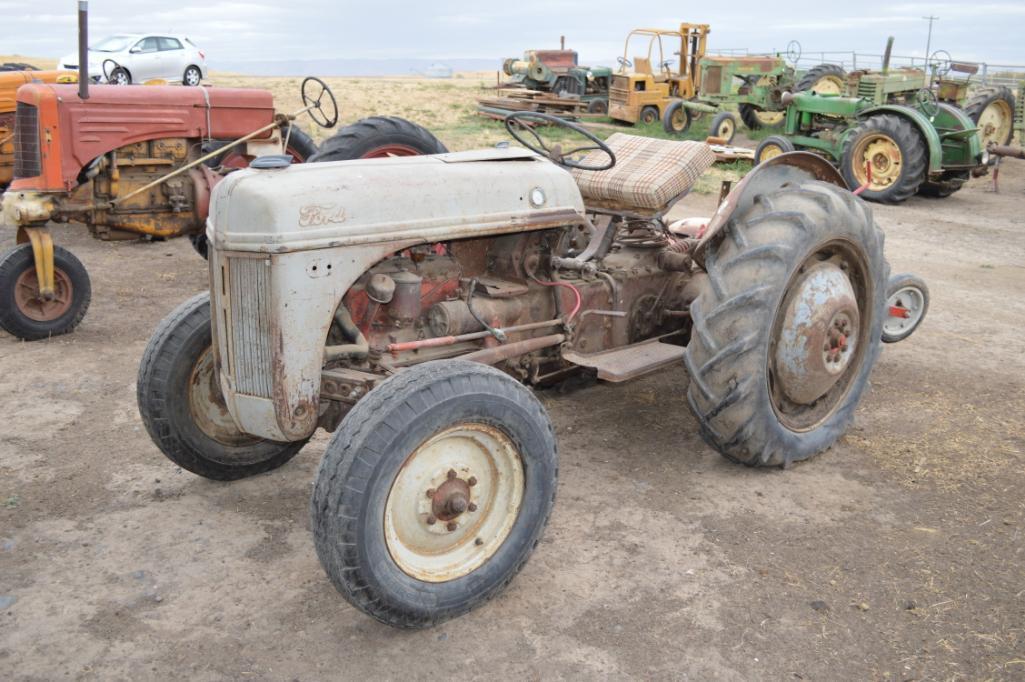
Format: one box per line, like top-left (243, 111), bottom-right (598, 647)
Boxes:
top-left (109, 67), bottom-right (131, 85)
top-left (183, 65), bottom-right (202, 86)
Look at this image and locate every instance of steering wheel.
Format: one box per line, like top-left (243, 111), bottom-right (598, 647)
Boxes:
top-left (102, 59), bottom-right (120, 83)
top-left (928, 50), bottom-right (952, 77)
top-left (660, 59), bottom-right (675, 72)
top-left (300, 76), bottom-right (339, 128)
top-left (617, 56), bottom-right (633, 70)
top-left (504, 112), bottom-right (616, 171)
top-left (916, 88), bottom-right (940, 118)
top-left (786, 40), bottom-right (802, 65)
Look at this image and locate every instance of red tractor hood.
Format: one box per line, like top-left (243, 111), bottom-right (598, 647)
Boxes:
top-left (14, 83), bottom-right (277, 191)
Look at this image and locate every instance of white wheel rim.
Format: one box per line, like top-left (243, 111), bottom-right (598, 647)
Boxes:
top-left (186, 69), bottom-right (199, 85)
top-left (384, 423), bottom-right (524, 583)
top-left (884, 286), bottom-right (925, 336)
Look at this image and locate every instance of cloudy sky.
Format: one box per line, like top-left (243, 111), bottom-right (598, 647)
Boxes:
top-left (2, 0), bottom-right (1023, 71)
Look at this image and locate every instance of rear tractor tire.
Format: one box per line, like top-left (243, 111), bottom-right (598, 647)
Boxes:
top-left (738, 104), bottom-right (784, 130)
top-left (685, 180), bottom-right (887, 467)
top-left (795, 63), bottom-right (847, 94)
top-left (310, 116), bottom-right (448, 162)
top-left (311, 360), bottom-right (558, 628)
top-left (0, 244), bottom-right (91, 341)
top-left (137, 293), bottom-right (309, 481)
top-left (963, 86), bottom-right (1015, 147)
top-left (840, 114), bottom-right (927, 204)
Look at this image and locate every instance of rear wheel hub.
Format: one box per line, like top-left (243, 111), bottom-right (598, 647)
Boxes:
top-left (774, 262), bottom-right (860, 405)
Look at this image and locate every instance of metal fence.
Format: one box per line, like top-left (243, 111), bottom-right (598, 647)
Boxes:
top-left (718, 48), bottom-right (1024, 89)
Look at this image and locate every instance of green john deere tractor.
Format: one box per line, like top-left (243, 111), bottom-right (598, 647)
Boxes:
top-left (754, 41), bottom-right (989, 203)
top-left (661, 42), bottom-right (847, 142)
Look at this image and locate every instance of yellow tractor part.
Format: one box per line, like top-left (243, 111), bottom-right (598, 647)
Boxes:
top-left (16, 225), bottom-right (56, 298)
top-left (608, 23), bottom-right (710, 125)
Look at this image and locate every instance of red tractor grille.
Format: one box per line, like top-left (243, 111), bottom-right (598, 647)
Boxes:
top-left (13, 102), bottom-right (41, 179)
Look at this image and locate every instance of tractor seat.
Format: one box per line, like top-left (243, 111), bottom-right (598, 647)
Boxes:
top-left (570, 133), bottom-right (715, 213)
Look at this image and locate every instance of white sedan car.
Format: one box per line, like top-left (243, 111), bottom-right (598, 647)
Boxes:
top-left (59, 34), bottom-right (208, 86)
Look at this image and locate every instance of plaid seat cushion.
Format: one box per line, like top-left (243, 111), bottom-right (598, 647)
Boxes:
top-left (570, 133), bottom-right (715, 211)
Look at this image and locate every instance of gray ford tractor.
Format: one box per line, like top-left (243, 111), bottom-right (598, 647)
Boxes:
top-left (137, 110), bottom-right (927, 628)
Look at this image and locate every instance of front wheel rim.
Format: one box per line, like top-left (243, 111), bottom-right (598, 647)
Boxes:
top-left (14, 267), bottom-right (73, 321)
top-left (384, 423), bottom-right (525, 583)
top-left (186, 69), bottom-right (200, 85)
top-left (884, 286), bottom-right (925, 337)
top-left (188, 346), bottom-right (262, 448)
top-left (671, 108), bottom-right (687, 130)
top-left (760, 143), bottom-right (785, 162)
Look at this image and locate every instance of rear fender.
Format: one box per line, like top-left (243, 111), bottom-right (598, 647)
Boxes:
top-left (693, 151), bottom-right (846, 266)
top-left (854, 105), bottom-right (943, 173)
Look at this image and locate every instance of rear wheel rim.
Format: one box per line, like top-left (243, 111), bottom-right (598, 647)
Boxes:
top-left (852, 134), bottom-right (903, 191)
top-left (384, 423), bottom-right (525, 583)
top-left (884, 286), bottom-right (925, 337)
top-left (360, 144), bottom-right (423, 158)
top-left (813, 75), bottom-right (845, 95)
top-left (977, 100), bottom-right (1012, 146)
top-left (768, 241), bottom-right (871, 432)
top-left (14, 267), bottom-right (73, 322)
top-left (755, 110), bottom-right (784, 126)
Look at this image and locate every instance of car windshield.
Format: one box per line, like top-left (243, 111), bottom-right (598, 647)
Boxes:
top-left (90, 35), bottom-right (133, 52)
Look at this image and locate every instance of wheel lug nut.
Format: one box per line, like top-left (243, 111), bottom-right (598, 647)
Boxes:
top-left (475, 538), bottom-right (483, 546)
top-left (467, 476), bottom-right (477, 487)
top-left (426, 515), bottom-right (437, 525)
top-left (468, 502), bottom-right (477, 512)
top-left (447, 469), bottom-right (457, 480)
top-left (426, 488), bottom-right (436, 498)
top-left (446, 521), bottom-right (458, 532)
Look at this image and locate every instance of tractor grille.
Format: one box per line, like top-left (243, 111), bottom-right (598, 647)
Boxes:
top-left (216, 254), bottom-right (274, 398)
top-left (13, 102), bottom-right (41, 178)
top-left (856, 80), bottom-right (877, 100)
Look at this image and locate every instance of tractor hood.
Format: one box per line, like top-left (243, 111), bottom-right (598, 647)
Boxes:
top-left (207, 148), bottom-right (587, 254)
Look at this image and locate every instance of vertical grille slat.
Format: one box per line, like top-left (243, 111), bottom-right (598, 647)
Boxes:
top-left (13, 102), bottom-right (41, 178)
top-left (227, 256), bottom-right (274, 398)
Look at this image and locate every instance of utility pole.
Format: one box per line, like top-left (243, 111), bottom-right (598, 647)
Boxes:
top-left (923, 15), bottom-right (939, 63)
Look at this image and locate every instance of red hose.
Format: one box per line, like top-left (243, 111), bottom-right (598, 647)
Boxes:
top-left (853, 160), bottom-right (872, 196)
top-left (532, 276), bottom-right (582, 322)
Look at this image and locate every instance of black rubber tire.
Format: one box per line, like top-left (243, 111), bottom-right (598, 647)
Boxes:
top-left (639, 106), bottom-right (659, 125)
top-left (109, 66), bottom-right (131, 85)
top-left (183, 65), bottom-right (202, 86)
top-left (795, 64), bottom-right (847, 93)
top-left (189, 233), bottom-right (209, 260)
top-left (739, 104), bottom-right (784, 130)
top-left (754, 135), bottom-right (796, 164)
top-left (0, 244), bottom-right (91, 341)
top-left (685, 180), bottom-right (887, 467)
top-left (709, 111), bottom-right (737, 143)
top-left (840, 114), bottom-right (927, 204)
top-left (882, 273), bottom-right (929, 344)
top-left (586, 98), bottom-right (608, 115)
top-left (917, 169), bottom-right (970, 198)
top-left (963, 86), bottom-right (1015, 146)
top-left (310, 116), bottom-right (448, 162)
top-left (662, 100), bottom-right (692, 134)
top-left (311, 360), bottom-right (558, 628)
top-left (137, 292), bottom-right (309, 481)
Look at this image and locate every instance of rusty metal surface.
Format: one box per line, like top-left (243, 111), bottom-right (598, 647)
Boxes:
top-left (988, 144), bottom-right (1025, 160)
top-left (460, 334), bottom-right (566, 365)
top-left (773, 262), bottom-right (859, 405)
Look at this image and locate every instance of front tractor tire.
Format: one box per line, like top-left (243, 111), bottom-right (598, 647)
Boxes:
top-left (685, 180), bottom-right (887, 467)
top-left (662, 100), bottom-right (692, 134)
top-left (840, 114), bottom-right (927, 204)
top-left (311, 360), bottom-right (558, 628)
top-left (0, 244), bottom-right (91, 341)
top-left (310, 116), bottom-right (449, 162)
top-left (137, 293), bottom-right (309, 481)
top-left (709, 111), bottom-right (737, 143)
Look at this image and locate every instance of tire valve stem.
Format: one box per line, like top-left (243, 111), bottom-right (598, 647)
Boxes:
top-left (426, 515), bottom-right (437, 525)
top-left (446, 521), bottom-right (458, 532)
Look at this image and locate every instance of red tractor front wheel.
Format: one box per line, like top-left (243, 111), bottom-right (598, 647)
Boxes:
top-left (0, 244), bottom-right (91, 341)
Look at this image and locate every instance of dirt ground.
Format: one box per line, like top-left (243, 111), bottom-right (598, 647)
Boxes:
top-left (2, 145), bottom-right (1024, 679)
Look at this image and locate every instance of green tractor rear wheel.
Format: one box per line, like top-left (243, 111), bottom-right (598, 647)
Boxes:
top-left (840, 114), bottom-right (927, 204)
top-left (796, 64), bottom-right (847, 94)
top-left (738, 104), bottom-right (784, 130)
top-left (963, 86), bottom-right (1015, 147)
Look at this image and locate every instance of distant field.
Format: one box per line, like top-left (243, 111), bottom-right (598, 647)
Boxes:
top-left (3, 57), bottom-right (751, 192)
